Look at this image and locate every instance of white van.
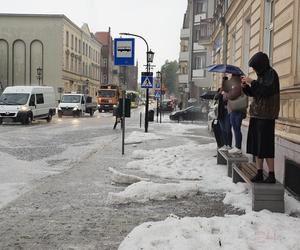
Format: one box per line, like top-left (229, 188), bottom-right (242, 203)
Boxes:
top-left (0, 86), bottom-right (56, 125)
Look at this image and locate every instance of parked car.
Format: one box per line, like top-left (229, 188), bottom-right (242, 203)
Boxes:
top-left (0, 86), bottom-right (56, 125)
top-left (160, 99), bottom-right (174, 112)
top-left (169, 105), bottom-right (207, 121)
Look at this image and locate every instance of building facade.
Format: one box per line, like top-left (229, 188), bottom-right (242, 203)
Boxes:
top-left (210, 0), bottom-right (300, 196)
top-left (0, 14), bottom-right (101, 101)
top-left (95, 28), bottom-right (113, 86)
top-left (178, 0), bottom-right (214, 106)
top-left (178, 5), bottom-right (190, 104)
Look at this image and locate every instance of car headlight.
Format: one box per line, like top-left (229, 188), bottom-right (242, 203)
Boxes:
top-left (73, 106), bottom-right (79, 111)
top-left (20, 105), bottom-right (29, 111)
top-left (58, 107), bottom-right (62, 110)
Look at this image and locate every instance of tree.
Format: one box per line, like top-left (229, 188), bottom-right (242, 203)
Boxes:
top-left (160, 60), bottom-right (178, 95)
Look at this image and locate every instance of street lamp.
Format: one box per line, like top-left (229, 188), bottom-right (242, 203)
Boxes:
top-left (156, 71), bottom-right (163, 123)
top-left (36, 67), bottom-right (43, 85)
top-left (147, 50), bottom-right (154, 65)
top-left (119, 32), bottom-right (154, 133)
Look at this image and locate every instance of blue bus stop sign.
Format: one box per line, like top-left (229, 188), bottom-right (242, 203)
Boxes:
top-left (114, 38), bottom-right (135, 66)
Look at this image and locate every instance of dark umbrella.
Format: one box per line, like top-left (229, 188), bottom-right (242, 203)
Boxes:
top-left (200, 90), bottom-right (218, 100)
top-left (207, 64), bottom-right (244, 75)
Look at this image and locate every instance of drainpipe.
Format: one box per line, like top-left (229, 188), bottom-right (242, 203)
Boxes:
top-left (222, 1), bottom-right (228, 65)
top-left (187, 0), bottom-right (194, 107)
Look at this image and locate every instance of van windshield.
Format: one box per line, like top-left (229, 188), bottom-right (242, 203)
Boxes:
top-left (0, 93), bottom-right (29, 105)
top-left (61, 95), bottom-right (81, 103)
top-left (98, 90), bottom-right (116, 98)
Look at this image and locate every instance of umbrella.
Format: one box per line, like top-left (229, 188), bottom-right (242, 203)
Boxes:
top-left (200, 90), bottom-right (218, 100)
top-left (207, 64), bottom-right (244, 75)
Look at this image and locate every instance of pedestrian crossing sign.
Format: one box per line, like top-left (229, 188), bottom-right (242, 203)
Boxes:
top-left (154, 90), bottom-right (161, 98)
top-left (141, 72), bottom-right (153, 88)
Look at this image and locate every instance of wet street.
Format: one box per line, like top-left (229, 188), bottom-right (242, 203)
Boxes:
top-left (0, 108), bottom-right (243, 250)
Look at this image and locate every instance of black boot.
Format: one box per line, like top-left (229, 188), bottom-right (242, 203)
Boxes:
top-left (251, 169), bottom-right (263, 183)
top-left (263, 172), bottom-right (276, 184)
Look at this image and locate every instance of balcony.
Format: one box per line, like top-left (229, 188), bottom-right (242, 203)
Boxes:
top-left (193, 69), bottom-right (205, 78)
top-left (193, 43), bottom-right (206, 51)
top-left (178, 74), bottom-right (188, 84)
top-left (195, 13), bottom-right (207, 23)
top-left (180, 28), bottom-right (190, 39)
top-left (179, 51), bottom-right (189, 61)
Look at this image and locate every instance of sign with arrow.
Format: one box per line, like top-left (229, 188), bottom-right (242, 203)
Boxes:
top-left (141, 72), bottom-right (153, 88)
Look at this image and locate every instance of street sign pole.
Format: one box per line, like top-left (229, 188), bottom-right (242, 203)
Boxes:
top-left (122, 67), bottom-right (126, 155)
top-left (160, 74), bottom-right (162, 123)
top-left (114, 38), bottom-right (135, 155)
top-left (119, 33), bottom-right (154, 133)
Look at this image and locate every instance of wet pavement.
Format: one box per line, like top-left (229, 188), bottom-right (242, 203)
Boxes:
top-left (0, 110), bottom-right (244, 250)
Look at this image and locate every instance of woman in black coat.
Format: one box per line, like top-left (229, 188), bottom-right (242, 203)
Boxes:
top-left (242, 52), bottom-right (280, 183)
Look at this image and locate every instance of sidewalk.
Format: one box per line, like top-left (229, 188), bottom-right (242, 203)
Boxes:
top-left (0, 117), bottom-right (300, 250)
top-left (118, 119), bottom-right (300, 250)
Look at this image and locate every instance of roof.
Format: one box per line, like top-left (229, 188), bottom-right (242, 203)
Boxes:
top-left (95, 32), bottom-right (110, 46)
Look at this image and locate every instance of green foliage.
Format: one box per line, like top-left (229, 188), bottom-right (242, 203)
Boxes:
top-left (160, 60), bottom-right (178, 94)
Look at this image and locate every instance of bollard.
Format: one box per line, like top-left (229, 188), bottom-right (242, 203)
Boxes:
top-left (140, 112), bottom-right (142, 128)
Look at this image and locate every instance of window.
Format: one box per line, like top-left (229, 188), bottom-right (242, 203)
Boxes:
top-left (263, 0), bottom-right (274, 64)
top-left (71, 57), bottom-right (74, 72)
top-left (65, 54), bottom-right (69, 70)
top-left (36, 94), bottom-right (44, 104)
top-left (71, 34), bottom-right (74, 49)
top-left (194, 23), bottom-right (210, 41)
top-left (83, 42), bottom-right (85, 55)
top-left (200, 23), bottom-right (210, 38)
top-left (181, 43), bottom-right (188, 52)
top-left (66, 31), bottom-right (69, 47)
top-left (103, 58), bottom-right (108, 67)
top-left (193, 53), bottom-right (206, 69)
top-left (75, 37), bottom-right (77, 52)
top-left (78, 39), bottom-right (81, 53)
top-left (230, 32), bottom-right (236, 64)
top-left (195, 0), bottom-right (207, 14)
top-left (103, 74), bottom-right (107, 84)
top-left (29, 94), bottom-right (35, 106)
top-left (243, 18), bottom-right (251, 73)
top-left (180, 65), bottom-right (188, 74)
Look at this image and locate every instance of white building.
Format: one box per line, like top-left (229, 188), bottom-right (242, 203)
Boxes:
top-left (0, 14), bottom-right (102, 101)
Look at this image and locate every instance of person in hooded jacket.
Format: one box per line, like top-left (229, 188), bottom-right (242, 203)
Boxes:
top-left (241, 52), bottom-right (280, 183)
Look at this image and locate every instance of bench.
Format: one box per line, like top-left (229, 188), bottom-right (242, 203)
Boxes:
top-left (217, 149), bottom-right (249, 177)
top-left (232, 162), bottom-right (285, 213)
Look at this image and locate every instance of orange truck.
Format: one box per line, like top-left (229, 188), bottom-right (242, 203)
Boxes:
top-left (97, 84), bottom-right (120, 112)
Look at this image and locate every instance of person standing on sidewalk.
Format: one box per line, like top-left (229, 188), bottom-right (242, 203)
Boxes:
top-left (222, 75), bottom-right (247, 154)
top-left (216, 77), bottom-right (233, 151)
top-left (241, 52), bottom-right (280, 183)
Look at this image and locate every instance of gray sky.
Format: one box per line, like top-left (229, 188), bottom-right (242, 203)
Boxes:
top-left (2, 0), bottom-right (187, 77)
